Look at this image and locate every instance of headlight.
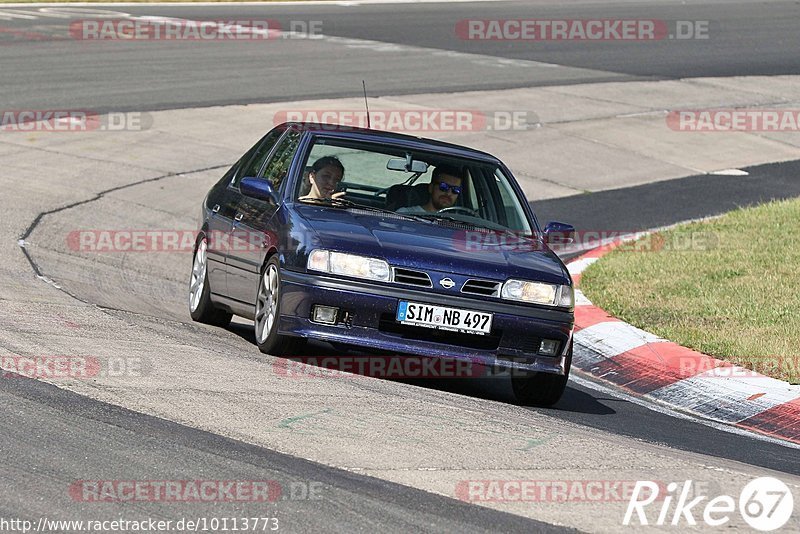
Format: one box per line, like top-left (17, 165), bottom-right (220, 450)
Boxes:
top-left (307, 249), bottom-right (390, 282)
top-left (502, 279), bottom-right (573, 308)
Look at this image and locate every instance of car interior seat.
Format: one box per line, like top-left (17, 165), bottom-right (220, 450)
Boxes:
top-left (385, 183), bottom-right (430, 211)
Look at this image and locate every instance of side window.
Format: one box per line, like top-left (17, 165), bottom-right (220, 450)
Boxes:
top-left (259, 129), bottom-right (302, 189)
top-left (231, 129), bottom-right (284, 187)
top-left (492, 169), bottom-right (532, 233)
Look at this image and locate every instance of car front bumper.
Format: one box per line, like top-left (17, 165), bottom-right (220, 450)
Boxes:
top-left (279, 270), bottom-right (574, 375)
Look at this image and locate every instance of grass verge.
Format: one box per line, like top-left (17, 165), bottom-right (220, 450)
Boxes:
top-left (581, 198), bottom-right (800, 384)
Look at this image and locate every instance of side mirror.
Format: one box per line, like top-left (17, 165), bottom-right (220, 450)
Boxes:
top-left (240, 177), bottom-right (278, 204)
top-left (543, 221), bottom-right (575, 244)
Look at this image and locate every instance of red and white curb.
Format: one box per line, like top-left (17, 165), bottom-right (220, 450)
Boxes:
top-left (567, 241), bottom-right (800, 446)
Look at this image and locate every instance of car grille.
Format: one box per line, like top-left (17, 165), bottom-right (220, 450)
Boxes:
top-left (378, 314), bottom-right (501, 350)
top-left (392, 268), bottom-right (432, 288)
top-left (461, 279), bottom-right (502, 297)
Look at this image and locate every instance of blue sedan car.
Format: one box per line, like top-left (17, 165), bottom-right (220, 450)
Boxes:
top-left (189, 122), bottom-right (575, 405)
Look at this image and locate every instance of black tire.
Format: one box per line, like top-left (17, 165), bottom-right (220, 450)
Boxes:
top-left (189, 236), bottom-right (232, 327)
top-left (254, 255), bottom-right (300, 356)
top-left (511, 340), bottom-right (572, 407)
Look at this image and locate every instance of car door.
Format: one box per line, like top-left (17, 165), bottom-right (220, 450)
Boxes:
top-left (204, 163), bottom-right (239, 296)
top-left (207, 128), bottom-right (285, 299)
top-left (226, 127), bottom-right (303, 306)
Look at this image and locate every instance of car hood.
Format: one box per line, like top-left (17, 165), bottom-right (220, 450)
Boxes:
top-left (296, 206), bottom-right (569, 285)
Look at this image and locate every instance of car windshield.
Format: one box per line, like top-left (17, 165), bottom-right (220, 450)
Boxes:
top-left (295, 137), bottom-right (534, 234)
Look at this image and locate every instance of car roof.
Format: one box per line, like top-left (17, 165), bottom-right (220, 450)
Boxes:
top-left (281, 122), bottom-right (502, 164)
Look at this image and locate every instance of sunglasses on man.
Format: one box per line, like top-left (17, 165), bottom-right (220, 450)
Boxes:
top-left (437, 182), bottom-right (462, 195)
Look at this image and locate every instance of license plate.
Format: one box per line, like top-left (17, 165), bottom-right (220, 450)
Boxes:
top-left (396, 301), bottom-right (493, 335)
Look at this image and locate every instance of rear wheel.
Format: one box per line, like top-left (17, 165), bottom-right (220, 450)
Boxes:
top-left (254, 256), bottom-right (300, 355)
top-left (189, 237), bottom-right (232, 327)
top-left (511, 341), bottom-right (572, 407)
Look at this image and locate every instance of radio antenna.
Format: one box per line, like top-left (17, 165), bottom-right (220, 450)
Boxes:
top-left (362, 80), bottom-right (371, 129)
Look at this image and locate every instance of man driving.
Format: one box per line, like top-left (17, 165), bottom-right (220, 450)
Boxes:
top-left (397, 165), bottom-right (463, 214)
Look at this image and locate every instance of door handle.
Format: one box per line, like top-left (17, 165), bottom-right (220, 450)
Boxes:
top-left (234, 213), bottom-right (244, 221)
top-left (211, 204), bottom-right (220, 213)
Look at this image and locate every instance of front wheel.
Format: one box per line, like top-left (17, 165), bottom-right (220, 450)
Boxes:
top-left (189, 237), bottom-right (232, 327)
top-left (511, 341), bottom-right (572, 407)
top-left (254, 256), bottom-right (299, 355)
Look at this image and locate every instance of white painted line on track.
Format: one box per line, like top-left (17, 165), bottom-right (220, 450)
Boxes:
top-left (1, 0), bottom-right (519, 7)
top-left (574, 289), bottom-right (592, 306)
top-left (0, 6), bottom-right (133, 19)
top-left (0, 9), bottom-right (38, 19)
top-left (575, 321), bottom-right (666, 357)
top-left (316, 34), bottom-right (564, 70)
top-left (567, 257), bottom-right (598, 276)
top-left (711, 168), bottom-right (750, 176)
top-left (648, 373), bottom-right (800, 423)
top-left (573, 342), bottom-right (615, 368)
top-left (694, 367), bottom-right (800, 394)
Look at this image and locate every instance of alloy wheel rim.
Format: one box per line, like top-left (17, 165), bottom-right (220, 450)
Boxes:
top-left (255, 264), bottom-right (279, 344)
top-left (189, 239), bottom-right (207, 312)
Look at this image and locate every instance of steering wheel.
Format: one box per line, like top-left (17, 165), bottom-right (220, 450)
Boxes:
top-left (437, 206), bottom-right (478, 217)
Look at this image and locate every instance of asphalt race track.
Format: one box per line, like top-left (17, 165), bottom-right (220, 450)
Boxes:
top-left (2, 1), bottom-right (800, 533)
top-left (1, 0), bottom-right (800, 112)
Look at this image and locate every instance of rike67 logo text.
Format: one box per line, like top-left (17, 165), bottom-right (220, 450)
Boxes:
top-left (624, 477), bottom-right (794, 531)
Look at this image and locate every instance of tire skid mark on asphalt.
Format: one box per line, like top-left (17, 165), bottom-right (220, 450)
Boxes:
top-left (277, 408), bottom-right (333, 431)
top-left (269, 407), bottom-right (554, 451)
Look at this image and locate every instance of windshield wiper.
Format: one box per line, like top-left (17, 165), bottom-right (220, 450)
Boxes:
top-left (298, 197), bottom-right (434, 224)
top-left (417, 214), bottom-right (515, 234)
top-left (298, 197), bottom-right (342, 206)
top-left (341, 201), bottom-right (437, 224)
